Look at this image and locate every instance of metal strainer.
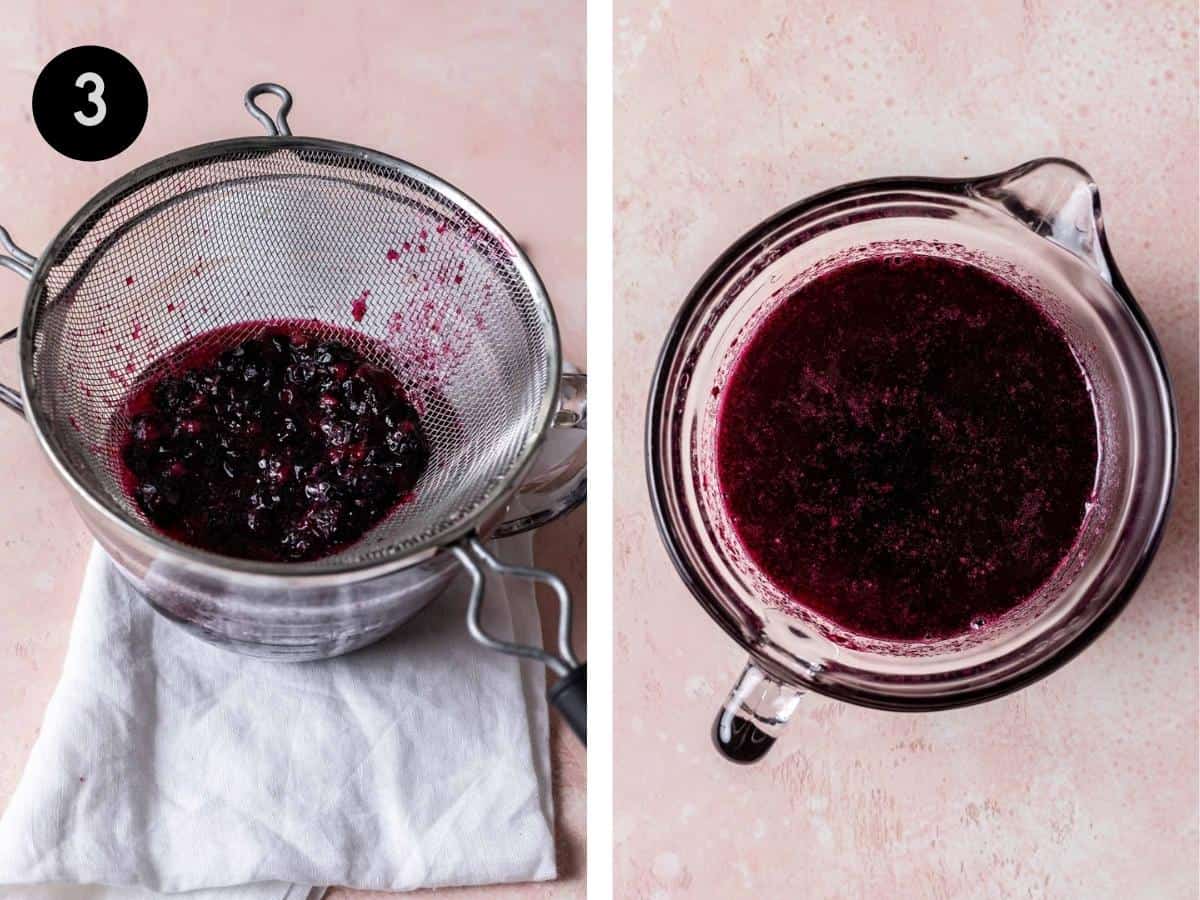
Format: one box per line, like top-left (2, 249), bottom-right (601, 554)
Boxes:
top-left (0, 83), bottom-right (586, 740)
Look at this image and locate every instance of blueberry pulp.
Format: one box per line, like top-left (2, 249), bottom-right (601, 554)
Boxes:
top-left (118, 321), bottom-right (430, 562)
top-left (715, 254), bottom-right (1099, 642)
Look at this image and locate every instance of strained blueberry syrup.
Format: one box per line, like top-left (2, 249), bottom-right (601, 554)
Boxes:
top-left (716, 254), bottom-right (1099, 642)
top-left (117, 320), bottom-right (429, 562)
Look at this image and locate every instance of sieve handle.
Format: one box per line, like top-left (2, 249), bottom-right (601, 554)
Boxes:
top-left (451, 536), bottom-right (586, 745)
top-left (0, 226), bottom-right (34, 416)
top-left (493, 367), bottom-right (587, 538)
top-left (244, 83), bottom-right (294, 137)
top-left (547, 664), bottom-right (586, 744)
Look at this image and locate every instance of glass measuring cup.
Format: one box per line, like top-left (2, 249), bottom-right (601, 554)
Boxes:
top-left (646, 158), bottom-right (1176, 763)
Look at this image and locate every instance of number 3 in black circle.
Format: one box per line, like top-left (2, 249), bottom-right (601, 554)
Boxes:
top-left (33, 46), bottom-right (147, 162)
top-left (73, 72), bottom-right (107, 127)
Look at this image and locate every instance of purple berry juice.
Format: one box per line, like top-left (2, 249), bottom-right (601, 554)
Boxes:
top-left (715, 254), bottom-right (1098, 642)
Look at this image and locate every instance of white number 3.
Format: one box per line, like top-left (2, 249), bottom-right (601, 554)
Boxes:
top-left (73, 72), bottom-right (106, 127)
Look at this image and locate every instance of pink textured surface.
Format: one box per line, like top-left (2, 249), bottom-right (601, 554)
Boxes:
top-left (616, 2), bottom-right (1198, 898)
top-left (0, 1), bottom-right (584, 897)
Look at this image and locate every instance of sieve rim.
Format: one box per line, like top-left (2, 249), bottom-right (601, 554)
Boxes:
top-left (18, 135), bottom-right (562, 584)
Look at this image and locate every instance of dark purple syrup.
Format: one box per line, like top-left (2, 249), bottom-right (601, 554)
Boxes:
top-left (716, 254), bottom-right (1098, 642)
top-left (118, 321), bottom-right (429, 562)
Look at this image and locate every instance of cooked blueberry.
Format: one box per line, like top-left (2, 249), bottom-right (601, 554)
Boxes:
top-left (263, 454), bottom-right (293, 484)
top-left (286, 362), bottom-right (315, 384)
top-left (304, 480), bottom-right (332, 501)
top-left (129, 414), bottom-right (163, 445)
top-left (386, 426), bottom-right (418, 456)
top-left (280, 531), bottom-right (312, 559)
top-left (152, 377), bottom-right (186, 410)
top-left (321, 418), bottom-right (351, 446)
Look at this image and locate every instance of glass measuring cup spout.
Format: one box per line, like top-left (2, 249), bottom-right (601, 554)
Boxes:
top-left (972, 157), bottom-right (1110, 280)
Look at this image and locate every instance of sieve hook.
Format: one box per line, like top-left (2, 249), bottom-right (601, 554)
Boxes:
top-left (451, 535), bottom-right (586, 744)
top-left (244, 83), bottom-right (293, 137)
top-left (0, 224), bottom-right (33, 415)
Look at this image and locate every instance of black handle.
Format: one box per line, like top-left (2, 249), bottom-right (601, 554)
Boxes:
top-left (548, 664), bottom-right (586, 745)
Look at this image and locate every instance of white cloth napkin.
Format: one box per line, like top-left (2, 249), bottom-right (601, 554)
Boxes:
top-left (0, 535), bottom-right (555, 898)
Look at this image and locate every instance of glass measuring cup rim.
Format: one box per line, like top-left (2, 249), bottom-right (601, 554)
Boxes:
top-left (645, 158), bottom-right (1178, 709)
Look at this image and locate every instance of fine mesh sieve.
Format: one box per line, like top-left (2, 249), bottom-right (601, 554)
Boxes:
top-left (1, 82), bottom-right (585, 742)
top-left (13, 88), bottom-right (559, 574)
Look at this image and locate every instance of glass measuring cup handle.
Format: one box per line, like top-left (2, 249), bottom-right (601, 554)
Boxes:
top-left (712, 660), bottom-right (804, 764)
top-left (493, 365), bottom-right (587, 537)
top-left (0, 224), bottom-right (35, 416)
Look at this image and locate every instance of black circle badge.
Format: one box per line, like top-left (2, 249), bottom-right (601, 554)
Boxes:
top-left (33, 46), bottom-right (148, 162)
